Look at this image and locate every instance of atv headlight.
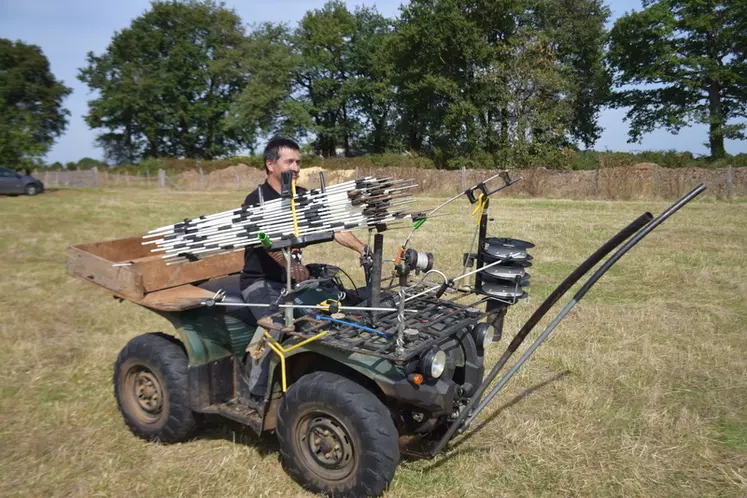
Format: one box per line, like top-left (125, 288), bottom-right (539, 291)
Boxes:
top-left (473, 323), bottom-right (495, 349)
top-left (421, 348), bottom-right (447, 379)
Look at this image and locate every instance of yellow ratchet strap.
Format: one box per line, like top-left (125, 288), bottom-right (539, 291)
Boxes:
top-left (263, 330), bottom-right (328, 392)
top-left (471, 192), bottom-right (488, 225)
top-left (318, 299), bottom-right (342, 312)
top-left (290, 177), bottom-right (300, 237)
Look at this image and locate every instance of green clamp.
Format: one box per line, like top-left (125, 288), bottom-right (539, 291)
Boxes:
top-left (413, 218), bottom-right (427, 230)
top-left (258, 232), bottom-right (272, 248)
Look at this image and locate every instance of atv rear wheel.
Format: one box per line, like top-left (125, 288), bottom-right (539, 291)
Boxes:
top-left (113, 333), bottom-right (196, 443)
top-left (277, 371), bottom-right (400, 497)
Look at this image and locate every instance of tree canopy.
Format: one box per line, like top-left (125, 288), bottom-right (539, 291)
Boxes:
top-left (73, 0), bottom-right (747, 165)
top-left (608, 0), bottom-right (747, 158)
top-left (0, 39), bottom-right (71, 169)
top-left (79, 0), bottom-right (249, 162)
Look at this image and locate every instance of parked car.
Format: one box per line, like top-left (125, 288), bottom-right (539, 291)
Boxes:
top-left (0, 167), bottom-right (44, 195)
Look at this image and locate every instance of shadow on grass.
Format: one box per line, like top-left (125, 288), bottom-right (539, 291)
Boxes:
top-left (194, 415), bottom-right (280, 458)
top-left (405, 370), bottom-right (571, 471)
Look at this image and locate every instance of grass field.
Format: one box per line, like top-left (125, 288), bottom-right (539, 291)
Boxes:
top-left (0, 188), bottom-right (745, 497)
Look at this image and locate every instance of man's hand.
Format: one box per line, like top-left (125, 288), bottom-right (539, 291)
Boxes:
top-left (266, 250), bottom-right (310, 282)
top-left (359, 244), bottom-right (373, 268)
top-left (334, 231), bottom-right (366, 255)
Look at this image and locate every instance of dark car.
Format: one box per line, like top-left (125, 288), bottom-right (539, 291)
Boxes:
top-left (0, 167), bottom-right (44, 195)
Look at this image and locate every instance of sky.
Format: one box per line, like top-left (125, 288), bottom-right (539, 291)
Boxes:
top-left (1, 0), bottom-right (745, 163)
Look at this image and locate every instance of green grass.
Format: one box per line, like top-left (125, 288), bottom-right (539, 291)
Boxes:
top-left (0, 188), bottom-right (745, 497)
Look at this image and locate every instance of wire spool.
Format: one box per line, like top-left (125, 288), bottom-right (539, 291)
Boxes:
top-left (481, 264), bottom-right (531, 282)
top-left (482, 237), bottom-right (535, 263)
top-left (405, 248), bottom-right (434, 273)
top-left (480, 282), bottom-right (528, 300)
top-left (478, 237), bottom-right (534, 302)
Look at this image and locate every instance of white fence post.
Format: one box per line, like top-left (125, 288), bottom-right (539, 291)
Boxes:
top-left (727, 166), bottom-right (733, 201)
top-left (158, 169), bottom-right (166, 189)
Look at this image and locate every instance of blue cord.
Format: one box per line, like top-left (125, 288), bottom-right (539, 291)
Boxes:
top-left (315, 315), bottom-right (391, 339)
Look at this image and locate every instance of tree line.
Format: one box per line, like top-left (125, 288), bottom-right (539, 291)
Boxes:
top-left (2, 0), bottom-right (746, 170)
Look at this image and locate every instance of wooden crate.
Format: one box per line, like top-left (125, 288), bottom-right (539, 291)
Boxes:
top-left (67, 235), bottom-right (243, 311)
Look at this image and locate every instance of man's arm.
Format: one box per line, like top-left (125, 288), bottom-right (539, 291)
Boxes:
top-left (334, 231), bottom-right (366, 254)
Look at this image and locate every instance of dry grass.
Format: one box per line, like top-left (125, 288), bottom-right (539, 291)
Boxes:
top-left (0, 188), bottom-right (745, 497)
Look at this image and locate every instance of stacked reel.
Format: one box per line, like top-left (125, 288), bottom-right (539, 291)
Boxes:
top-left (477, 237), bottom-right (534, 302)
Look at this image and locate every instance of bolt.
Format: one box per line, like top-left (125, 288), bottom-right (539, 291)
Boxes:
top-left (314, 438), bottom-right (321, 445)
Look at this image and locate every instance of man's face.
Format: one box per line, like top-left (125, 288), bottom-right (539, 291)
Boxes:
top-left (267, 147), bottom-right (301, 183)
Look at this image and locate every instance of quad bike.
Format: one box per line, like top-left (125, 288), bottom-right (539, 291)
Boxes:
top-left (67, 172), bottom-right (705, 497)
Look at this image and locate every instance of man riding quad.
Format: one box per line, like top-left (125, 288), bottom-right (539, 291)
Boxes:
top-left (239, 137), bottom-right (370, 402)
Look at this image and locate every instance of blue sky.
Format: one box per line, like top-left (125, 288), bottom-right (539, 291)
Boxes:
top-left (1, 0), bottom-right (744, 163)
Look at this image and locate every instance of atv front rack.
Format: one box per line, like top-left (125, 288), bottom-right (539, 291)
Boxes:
top-left (291, 295), bottom-right (499, 362)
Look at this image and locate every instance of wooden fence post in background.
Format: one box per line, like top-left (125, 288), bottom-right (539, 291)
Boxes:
top-left (652, 167), bottom-right (658, 198)
top-left (158, 169), bottom-right (166, 189)
top-left (199, 167), bottom-right (205, 190)
top-left (461, 166), bottom-right (467, 192)
top-left (55, 171), bottom-right (60, 187)
top-left (727, 165), bottom-right (733, 201)
top-left (146, 169), bottom-right (150, 187)
top-left (92, 167), bottom-right (99, 187)
top-left (44, 171), bottom-right (49, 186)
top-left (594, 165), bottom-right (600, 196)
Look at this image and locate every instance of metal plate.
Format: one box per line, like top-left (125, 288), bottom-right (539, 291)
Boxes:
top-left (479, 282), bottom-right (528, 299)
top-left (482, 264), bottom-right (530, 281)
top-left (482, 245), bottom-right (530, 262)
top-left (485, 237), bottom-right (535, 249)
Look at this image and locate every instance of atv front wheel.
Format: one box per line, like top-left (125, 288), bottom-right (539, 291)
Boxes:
top-left (113, 333), bottom-right (196, 443)
top-left (276, 371), bottom-right (400, 497)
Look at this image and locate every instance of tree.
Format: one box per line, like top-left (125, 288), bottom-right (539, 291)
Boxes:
top-left (291, 1), bottom-right (360, 157)
top-left (227, 23), bottom-right (308, 152)
top-left (534, 0), bottom-right (611, 148)
top-left (347, 7), bottom-right (398, 153)
top-left (608, 0), bottom-right (747, 158)
top-left (0, 39), bottom-right (71, 169)
top-left (391, 0), bottom-right (599, 165)
top-left (79, 0), bottom-right (249, 162)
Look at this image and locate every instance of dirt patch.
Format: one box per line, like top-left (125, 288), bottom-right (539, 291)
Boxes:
top-left (176, 164), bottom-right (266, 191)
top-left (78, 162), bottom-right (743, 200)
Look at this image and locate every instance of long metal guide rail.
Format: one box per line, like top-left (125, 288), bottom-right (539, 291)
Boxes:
top-left (291, 295), bottom-right (491, 362)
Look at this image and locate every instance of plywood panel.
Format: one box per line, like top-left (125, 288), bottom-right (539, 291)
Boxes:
top-left (138, 285), bottom-right (216, 311)
top-left (66, 246), bottom-right (144, 300)
top-left (76, 236), bottom-right (151, 262)
top-left (137, 251), bottom-right (243, 292)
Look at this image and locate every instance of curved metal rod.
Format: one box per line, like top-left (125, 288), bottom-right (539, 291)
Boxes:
top-left (402, 170), bottom-right (508, 248)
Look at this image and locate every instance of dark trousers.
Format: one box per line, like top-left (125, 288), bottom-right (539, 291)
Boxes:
top-left (241, 279), bottom-right (286, 397)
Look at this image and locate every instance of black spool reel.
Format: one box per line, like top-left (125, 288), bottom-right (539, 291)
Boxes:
top-left (477, 237), bottom-right (534, 301)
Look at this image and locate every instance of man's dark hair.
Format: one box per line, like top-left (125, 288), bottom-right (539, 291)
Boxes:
top-left (263, 137), bottom-right (300, 173)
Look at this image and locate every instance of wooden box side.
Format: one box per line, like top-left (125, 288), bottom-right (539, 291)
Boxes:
top-left (66, 245), bottom-right (145, 300)
top-left (75, 236), bottom-right (152, 262)
top-left (136, 251), bottom-right (244, 292)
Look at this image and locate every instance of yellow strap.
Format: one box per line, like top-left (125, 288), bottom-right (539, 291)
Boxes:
top-left (290, 177), bottom-right (300, 237)
top-left (318, 299), bottom-right (341, 312)
top-left (471, 193), bottom-right (488, 225)
top-left (263, 330), bottom-right (328, 392)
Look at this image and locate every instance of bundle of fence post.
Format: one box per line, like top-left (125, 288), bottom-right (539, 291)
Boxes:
top-left (143, 176), bottom-right (419, 264)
